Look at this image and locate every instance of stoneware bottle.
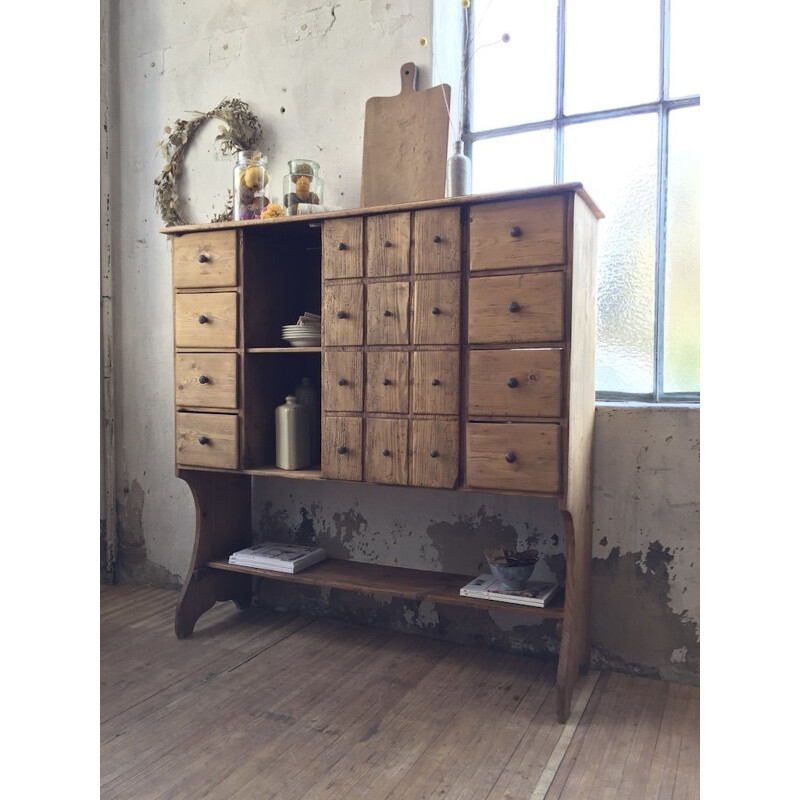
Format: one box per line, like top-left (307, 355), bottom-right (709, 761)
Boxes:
top-left (275, 395), bottom-right (311, 470)
top-left (294, 376), bottom-right (320, 464)
top-left (445, 140), bottom-right (472, 198)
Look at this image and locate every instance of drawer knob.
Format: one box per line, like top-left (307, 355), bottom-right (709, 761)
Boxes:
top-left (383, 240), bottom-right (392, 248)
top-left (337, 378), bottom-right (348, 386)
top-left (382, 378), bottom-right (391, 386)
top-left (336, 310), bottom-right (348, 319)
top-left (383, 309), bottom-right (392, 317)
top-left (431, 378), bottom-right (440, 386)
top-left (197, 315), bottom-right (208, 324)
top-left (197, 252), bottom-right (210, 263)
top-left (337, 445), bottom-right (348, 455)
top-left (505, 451), bottom-right (517, 463)
top-left (198, 375), bottom-right (209, 385)
top-left (382, 448), bottom-right (391, 457)
top-left (198, 436), bottom-right (210, 445)
top-left (430, 450), bottom-right (439, 459)
top-left (507, 377), bottom-right (519, 388)
top-left (508, 301), bottom-right (520, 313)
top-left (433, 235), bottom-right (442, 243)
top-left (510, 226), bottom-right (522, 238)
top-left (337, 242), bottom-right (347, 251)
top-left (431, 306), bottom-right (441, 316)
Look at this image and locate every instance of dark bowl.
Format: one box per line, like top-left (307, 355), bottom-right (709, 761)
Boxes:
top-left (488, 561), bottom-right (536, 591)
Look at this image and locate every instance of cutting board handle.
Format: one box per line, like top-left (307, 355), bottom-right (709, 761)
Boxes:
top-left (399, 62), bottom-right (419, 94)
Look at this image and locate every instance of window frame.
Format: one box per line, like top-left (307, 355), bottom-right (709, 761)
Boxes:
top-left (463, 0), bottom-right (700, 403)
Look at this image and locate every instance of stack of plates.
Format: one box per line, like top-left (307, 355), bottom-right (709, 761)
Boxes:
top-left (282, 323), bottom-right (321, 347)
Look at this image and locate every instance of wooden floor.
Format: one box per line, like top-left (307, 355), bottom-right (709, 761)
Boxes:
top-left (101, 584), bottom-right (699, 800)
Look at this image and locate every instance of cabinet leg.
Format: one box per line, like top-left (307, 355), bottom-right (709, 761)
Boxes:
top-left (174, 470), bottom-right (252, 638)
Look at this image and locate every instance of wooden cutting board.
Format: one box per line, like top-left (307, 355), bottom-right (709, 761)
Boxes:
top-left (360, 62), bottom-right (451, 207)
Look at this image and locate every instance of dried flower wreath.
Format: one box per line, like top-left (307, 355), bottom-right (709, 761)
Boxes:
top-left (154, 97), bottom-right (262, 226)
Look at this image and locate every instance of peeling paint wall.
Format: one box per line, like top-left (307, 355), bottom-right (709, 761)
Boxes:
top-left (109, 1), bottom-right (699, 684)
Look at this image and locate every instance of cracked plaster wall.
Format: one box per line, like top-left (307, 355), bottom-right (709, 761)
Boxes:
top-left (110, 1), bottom-right (699, 683)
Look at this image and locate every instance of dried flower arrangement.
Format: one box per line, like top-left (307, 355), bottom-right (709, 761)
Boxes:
top-left (154, 98), bottom-right (262, 226)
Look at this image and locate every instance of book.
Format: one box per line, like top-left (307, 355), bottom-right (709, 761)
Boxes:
top-left (460, 574), bottom-right (560, 608)
top-left (228, 542), bottom-right (327, 573)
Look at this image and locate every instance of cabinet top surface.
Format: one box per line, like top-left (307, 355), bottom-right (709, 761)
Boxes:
top-left (160, 183), bottom-right (603, 236)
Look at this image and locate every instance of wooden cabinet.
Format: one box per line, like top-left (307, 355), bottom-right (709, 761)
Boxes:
top-left (164, 184), bottom-right (601, 723)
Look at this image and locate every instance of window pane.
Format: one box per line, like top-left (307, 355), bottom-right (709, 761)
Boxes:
top-left (564, 0), bottom-right (660, 114)
top-left (472, 129), bottom-right (555, 194)
top-left (564, 114), bottom-right (658, 394)
top-left (664, 106), bottom-right (700, 393)
top-left (669, 0), bottom-right (700, 98)
top-left (471, 0), bottom-right (558, 131)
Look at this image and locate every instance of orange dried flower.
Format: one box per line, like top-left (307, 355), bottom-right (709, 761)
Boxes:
top-left (260, 203), bottom-right (286, 218)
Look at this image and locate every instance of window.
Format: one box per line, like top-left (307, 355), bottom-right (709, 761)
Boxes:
top-left (465, 0), bottom-right (700, 401)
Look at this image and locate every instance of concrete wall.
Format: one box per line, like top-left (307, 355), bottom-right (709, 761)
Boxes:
top-left (108, 0), bottom-right (699, 684)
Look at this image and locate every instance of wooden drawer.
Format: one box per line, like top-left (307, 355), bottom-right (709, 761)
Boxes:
top-left (468, 349), bottom-right (563, 418)
top-left (411, 351), bottom-right (459, 416)
top-left (413, 277), bottom-right (461, 345)
top-left (322, 218), bottom-right (363, 279)
top-left (413, 207), bottom-right (461, 274)
top-left (366, 351), bottom-right (409, 414)
top-left (173, 230), bottom-right (237, 288)
top-left (468, 272), bottom-right (564, 344)
top-left (409, 420), bottom-right (459, 489)
top-left (322, 416), bottom-right (363, 481)
top-left (469, 196), bottom-right (566, 271)
top-left (175, 292), bottom-right (238, 348)
top-left (176, 412), bottom-right (239, 469)
top-left (323, 283), bottom-right (364, 346)
top-left (323, 351), bottom-right (363, 412)
top-left (175, 353), bottom-right (238, 409)
top-left (366, 281), bottom-right (410, 345)
top-left (365, 418), bottom-right (408, 485)
top-left (366, 212), bottom-right (411, 277)
top-left (466, 423), bottom-right (561, 493)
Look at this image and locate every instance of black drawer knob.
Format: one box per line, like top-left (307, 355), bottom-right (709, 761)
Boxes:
top-left (507, 377), bottom-right (519, 388)
top-left (383, 309), bottom-right (392, 317)
top-left (336, 310), bottom-right (348, 319)
top-left (382, 378), bottom-right (391, 386)
top-left (433, 235), bottom-right (442, 243)
top-left (337, 378), bottom-right (348, 386)
top-left (383, 240), bottom-right (392, 248)
top-left (505, 451), bottom-right (517, 463)
top-left (430, 450), bottom-right (439, 459)
top-left (337, 445), bottom-right (348, 455)
top-left (431, 378), bottom-right (440, 386)
top-left (197, 252), bottom-right (210, 263)
top-left (337, 242), bottom-right (347, 251)
top-left (198, 375), bottom-right (209, 385)
top-left (382, 448), bottom-right (391, 457)
top-left (198, 436), bottom-right (210, 445)
top-left (508, 301), bottom-right (520, 313)
top-left (431, 306), bottom-right (441, 316)
top-left (510, 226), bottom-right (522, 238)
top-left (197, 315), bottom-right (208, 324)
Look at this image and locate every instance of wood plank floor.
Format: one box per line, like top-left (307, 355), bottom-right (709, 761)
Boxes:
top-left (101, 584), bottom-right (699, 800)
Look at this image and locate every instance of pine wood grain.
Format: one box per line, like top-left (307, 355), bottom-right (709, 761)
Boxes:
top-left (175, 292), bottom-right (238, 348)
top-left (172, 230), bottom-right (237, 288)
top-left (366, 212), bottom-right (411, 277)
top-left (366, 281), bottom-right (410, 345)
top-left (409, 419), bottom-right (459, 488)
top-left (412, 276), bottom-right (461, 344)
top-left (365, 418), bottom-right (408, 485)
top-left (323, 350), bottom-right (364, 412)
top-left (366, 350), bottom-right (409, 413)
top-left (175, 353), bottom-right (238, 409)
top-left (175, 412), bottom-right (239, 469)
top-left (411, 350), bottom-right (460, 416)
top-left (321, 415), bottom-right (363, 481)
top-left (322, 217), bottom-right (364, 279)
top-left (413, 206), bottom-right (462, 274)
top-left (323, 283), bottom-right (364, 346)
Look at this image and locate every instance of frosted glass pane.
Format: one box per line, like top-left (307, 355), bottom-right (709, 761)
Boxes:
top-left (564, 0), bottom-right (660, 114)
top-left (471, 0), bottom-right (558, 131)
top-left (669, 0), bottom-right (701, 98)
top-left (472, 129), bottom-right (554, 194)
top-left (664, 107), bottom-right (700, 393)
top-left (564, 115), bottom-right (658, 394)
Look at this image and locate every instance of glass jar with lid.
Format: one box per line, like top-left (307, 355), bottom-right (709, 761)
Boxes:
top-left (283, 159), bottom-right (324, 216)
top-left (233, 151), bottom-right (270, 221)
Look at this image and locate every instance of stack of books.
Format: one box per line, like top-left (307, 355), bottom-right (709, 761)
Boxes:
top-left (228, 541), bottom-right (327, 573)
top-left (460, 574), bottom-right (560, 608)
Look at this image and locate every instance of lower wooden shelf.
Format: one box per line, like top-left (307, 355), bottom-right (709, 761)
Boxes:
top-left (243, 465), bottom-right (323, 480)
top-left (205, 557), bottom-right (565, 619)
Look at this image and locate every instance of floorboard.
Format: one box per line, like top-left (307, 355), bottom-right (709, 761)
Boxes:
top-left (100, 584), bottom-right (699, 800)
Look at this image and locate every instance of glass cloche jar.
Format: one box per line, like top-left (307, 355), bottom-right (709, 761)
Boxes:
top-left (233, 151), bottom-right (270, 221)
top-left (283, 159), bottom-right (324, 216)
